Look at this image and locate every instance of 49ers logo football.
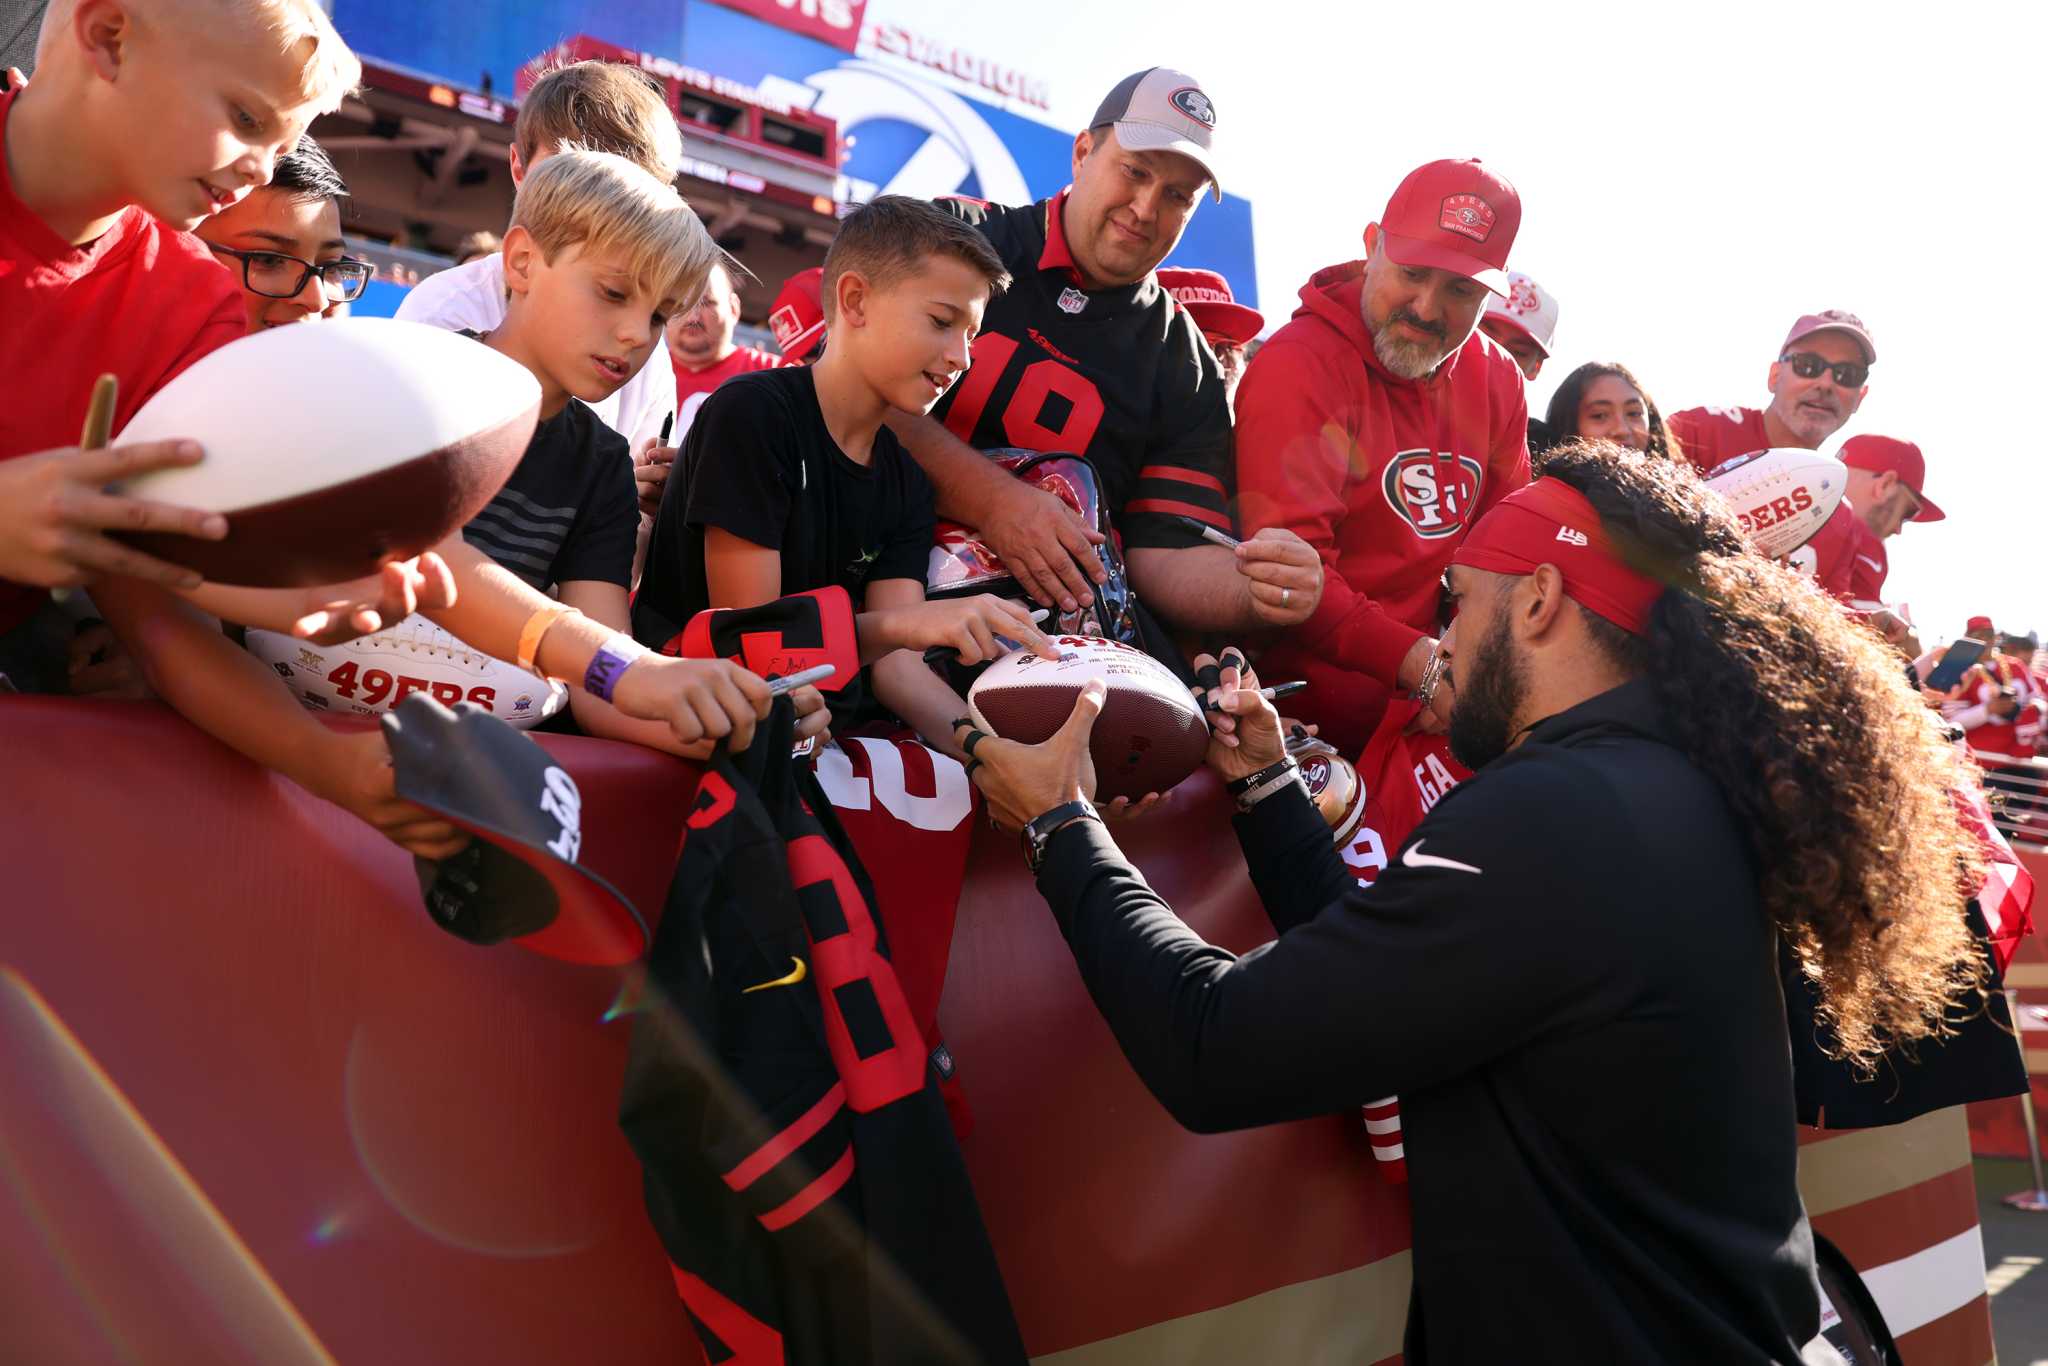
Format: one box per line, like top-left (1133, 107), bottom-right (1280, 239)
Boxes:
top-left (1381, 451), bottom-right (1485, 539)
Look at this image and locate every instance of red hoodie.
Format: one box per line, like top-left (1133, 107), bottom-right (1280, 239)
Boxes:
top-left (1235, 262), bottom-right (1529, 755)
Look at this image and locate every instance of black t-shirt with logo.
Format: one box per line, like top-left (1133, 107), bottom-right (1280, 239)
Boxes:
top-left (929, 196), bottom-right (1235, 549)
top-left (634, 367), bottom-right (935, 712)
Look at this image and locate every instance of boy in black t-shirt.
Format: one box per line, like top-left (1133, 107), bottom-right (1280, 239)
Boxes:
top-left (636, 197), bottom-right (1053, 758)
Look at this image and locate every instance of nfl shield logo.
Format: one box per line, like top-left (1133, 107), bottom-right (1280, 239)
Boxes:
top-left (1057, 286), bottom-right (1087, 315)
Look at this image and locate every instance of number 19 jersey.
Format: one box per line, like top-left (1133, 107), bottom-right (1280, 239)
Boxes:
top-left (929, 193), bottom-right (1236, 549)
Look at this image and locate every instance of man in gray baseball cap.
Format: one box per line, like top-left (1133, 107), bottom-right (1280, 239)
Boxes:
top-left (893, 67), bottom-right (1323, 667)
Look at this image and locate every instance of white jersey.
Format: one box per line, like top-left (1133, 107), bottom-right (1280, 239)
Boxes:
top-left (394, 255), bottom-right (677, 452)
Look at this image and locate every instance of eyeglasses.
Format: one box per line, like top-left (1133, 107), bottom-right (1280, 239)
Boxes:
top-left (207, 243), bottom-right (372, 302)
top-left (1779, 351), bottom-right (1869, 389)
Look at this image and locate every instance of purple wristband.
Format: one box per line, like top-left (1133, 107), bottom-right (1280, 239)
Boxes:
top-left (583, 633), bottom-right (650, 702)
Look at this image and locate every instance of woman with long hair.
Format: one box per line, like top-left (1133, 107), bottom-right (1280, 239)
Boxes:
top-left (1543, 361), bottom-right (1686, 465)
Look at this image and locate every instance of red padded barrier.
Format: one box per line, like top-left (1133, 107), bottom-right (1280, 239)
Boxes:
top-left (0, 699), bottom-right (1415, 1362)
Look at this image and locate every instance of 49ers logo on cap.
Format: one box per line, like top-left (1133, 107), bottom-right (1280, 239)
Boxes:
top-left (1439, 194), bottom-right (1496, 243)
top-left (1170, 87), bottom-right (1216, 128)
top-left (1381, 450), bottom-right (1485, 539)
top-left (769, 303), bottom-right (805, 349)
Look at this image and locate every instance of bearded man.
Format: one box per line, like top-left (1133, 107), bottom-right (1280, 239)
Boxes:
top-left (961, 441), bottom-right (1988, 1364)
top-left (1233, 159), bottom-right (1532, 756)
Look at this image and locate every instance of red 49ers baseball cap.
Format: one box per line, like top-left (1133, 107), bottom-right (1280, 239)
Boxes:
top-left (1379, 158), bottom-right (1521, 296)
top-left (1156, 266), bottom-right (1263, 345)
top-left (768, 267), bottom-right (825, 362)
top-left (1839, 434), bottom-right (1943, 522)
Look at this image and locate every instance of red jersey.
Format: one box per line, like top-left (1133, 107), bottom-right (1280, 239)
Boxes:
top-left (0, 83), bottom-right (243, 632)
top-left (1236, 262), bottom-right (1529, 757)
top-left (1955, 654), bottom-right (2031, 768)
top-left (1667, 405), bottom-right (1770, 473)
top-left (670, 345), bottom-right (779, 404)
top-left (1792, 502), bottom-right (1858, 600)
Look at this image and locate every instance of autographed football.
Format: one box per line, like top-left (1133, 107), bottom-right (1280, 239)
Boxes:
top-left (1702, 447), bottom-right (1845, 560)
top-left (968, 635), bottom-right (1208, 800)
top-left (244, 615), bottom-right (568, 730)
top-left (110, 319), bottom-right (539, 586)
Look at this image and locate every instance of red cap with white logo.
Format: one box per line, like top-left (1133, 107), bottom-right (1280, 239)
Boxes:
top-left (1379, 158), bottom-right (1521, 296)
top-left (768, 267), bottom-right (825, 361)
top-left (1783, 310), bottom-right (1876, 365)
top-left (1156, 266), bottom-right (1262, 345)
top-left (1480, 270), bottom-right (1557, 355)
top-left (1839, 434), bottom-right (1942, 522)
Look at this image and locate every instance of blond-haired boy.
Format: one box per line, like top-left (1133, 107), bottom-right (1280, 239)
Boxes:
top-left (397, 60), bottom-right (683, 456)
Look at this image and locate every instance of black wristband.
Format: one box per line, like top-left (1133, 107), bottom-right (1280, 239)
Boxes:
top-left (1226, 756), bottom-right (1295, 796)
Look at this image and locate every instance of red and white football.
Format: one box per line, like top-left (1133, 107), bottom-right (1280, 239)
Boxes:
top-left (110, 319), bottom-right (539, 587)
top-left (244, 615), bottom-right (568, 730)
top-left (1701, 447), bottom-right (1845, 560)
top-left (968, 635), bottom-right (1208, 801)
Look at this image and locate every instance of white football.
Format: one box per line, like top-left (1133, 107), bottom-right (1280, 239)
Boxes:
top-left (244, 615), bottom-right (568, 730)
top-left (968, 635), bottom-right (1208, 800)
top-left (1701, 447), bottom-right (1845, 560)
top-left (111, 319), bottom-right (539, 587)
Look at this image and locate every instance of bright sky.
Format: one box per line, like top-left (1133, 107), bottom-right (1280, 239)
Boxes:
top-left (867, 0), bottom-right (2044, 643)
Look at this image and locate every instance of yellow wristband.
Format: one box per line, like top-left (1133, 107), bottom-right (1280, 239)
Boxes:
top-left (516, 604), bottom-right (575, 677)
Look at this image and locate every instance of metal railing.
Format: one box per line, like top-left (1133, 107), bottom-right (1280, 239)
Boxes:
top-left (1978, 753), bottom-right (2048, 849)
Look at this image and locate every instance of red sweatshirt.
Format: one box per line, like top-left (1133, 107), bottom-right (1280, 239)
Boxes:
top-left (1235, 262), bottom-right (1529, 755)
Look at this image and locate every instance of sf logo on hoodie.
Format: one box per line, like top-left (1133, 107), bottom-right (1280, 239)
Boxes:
top-left (1382, 450), bottom-right (1485, 539)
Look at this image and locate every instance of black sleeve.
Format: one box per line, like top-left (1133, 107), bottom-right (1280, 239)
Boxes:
top-left (552, 419), bottom-right (638, 588)
top-left (1123, 318), bottom-right (1236, 549)
top-left (1231, 781), bottom-right (1355, 934)
top-left (1032, 763), bottom-right (1615, 1133)
top-left (682, 379), bottom-right (799, 551)
top-left (868, 443), bottom-right (936, 588)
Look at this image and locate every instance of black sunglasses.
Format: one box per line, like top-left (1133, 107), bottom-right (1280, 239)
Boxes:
top-left (1779, 351), bottom-right (1869, 389)
top-left (207, 243), bottom-right (372, 302)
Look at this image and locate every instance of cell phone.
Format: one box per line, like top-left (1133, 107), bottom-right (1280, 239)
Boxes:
top-left (1923, 638), bottom-right (1989, 693)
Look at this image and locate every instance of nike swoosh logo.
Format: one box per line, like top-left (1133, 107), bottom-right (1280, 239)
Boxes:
top-left (742, 957), bottom-right (808, 994)
top-left (1401, 841), bottom-right (1483, 875)
top-left (1855, 555), bottom-right (1884, 573)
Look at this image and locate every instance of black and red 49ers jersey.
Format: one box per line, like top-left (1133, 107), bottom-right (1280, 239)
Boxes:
top-left (930, 193), bottom-right (1235, 549)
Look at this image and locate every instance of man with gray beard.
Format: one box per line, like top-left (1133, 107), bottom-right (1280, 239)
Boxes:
top-left (1234, 159), bottom-right (1533, 757)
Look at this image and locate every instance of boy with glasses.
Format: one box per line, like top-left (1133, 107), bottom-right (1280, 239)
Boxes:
top-left (195, 134), bottom-right (368, 331)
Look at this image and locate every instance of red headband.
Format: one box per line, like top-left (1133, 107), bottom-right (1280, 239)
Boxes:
top-left (1451, 479), bottom-right (1664, 635)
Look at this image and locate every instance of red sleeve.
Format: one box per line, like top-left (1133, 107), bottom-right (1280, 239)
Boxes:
top-left (1801, 503), bottom-right (1856, 600)
top-left (1476, 365), bottom-right (1531, 519)
top-left (1843, 517), bottom-right (1888, 609)
top-left (1233, 339), bottom-right (1426, 687)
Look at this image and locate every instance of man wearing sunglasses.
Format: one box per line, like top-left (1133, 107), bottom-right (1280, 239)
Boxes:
top-left (195, 135), bottom-right (368, 333)
top-left (1667, 310), bottom-right (1874, 470)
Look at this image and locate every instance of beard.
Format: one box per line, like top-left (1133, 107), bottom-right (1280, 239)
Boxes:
top-left (1371, 309), bottom-right (1454, 380)
top-left (1448, 600), bottom-right (1527, 771)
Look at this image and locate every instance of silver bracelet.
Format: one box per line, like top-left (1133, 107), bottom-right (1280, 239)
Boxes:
top-left (1415, 643), bottom-right (1447, 710)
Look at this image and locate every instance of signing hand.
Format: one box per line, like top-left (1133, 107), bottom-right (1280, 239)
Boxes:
top-left (1191, 650), bottom-right (1287, 784)
top-left (1235, 528), bottom-right (1322, 628)
top-left (956, 680), bottom-right (1102, 832)
top-left (0, 440), bottom-right (227, 589)
top-left (633, 438), bottom-right (677, 519)
top-left (870, 593), bottom-right (1059, 664)
top-left (979, 481), bottom-right (1107, 615)
top-left (613, 655), bottom-right (773, 752)
top-left (289, 552), bottom-right (459, 644)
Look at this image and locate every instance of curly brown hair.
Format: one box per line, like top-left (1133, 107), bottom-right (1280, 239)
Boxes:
top-left (1534, 439), bottom-right (1986, 1067)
